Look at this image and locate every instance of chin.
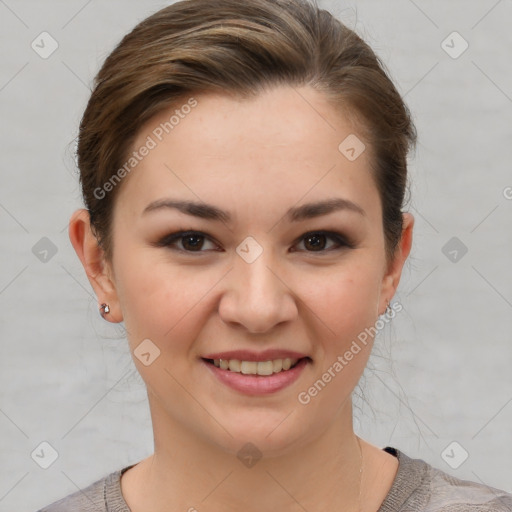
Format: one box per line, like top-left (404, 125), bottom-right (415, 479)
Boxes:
top-left (205, 412), bottom-right (312, 460)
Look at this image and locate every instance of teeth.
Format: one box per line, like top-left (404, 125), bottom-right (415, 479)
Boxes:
top-left (228, 359), bottom-right (241, 372)
top-left (240, 361), bottom-right (257, 375)
top-left (254, 360), bottom-right (273, 376)
top-left (212, 358), bottom-right (299, 375)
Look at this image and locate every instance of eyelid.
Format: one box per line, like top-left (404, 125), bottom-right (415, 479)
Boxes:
top-left (291, 230), bottom-right (355, 252)
top-left (153, 230), bottom-right (220, 252)
top-left (154, 229), bottom-right (355, 253)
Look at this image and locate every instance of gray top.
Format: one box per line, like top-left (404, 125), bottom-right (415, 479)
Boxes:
top-left (37, 447), bottom-right (512, 511)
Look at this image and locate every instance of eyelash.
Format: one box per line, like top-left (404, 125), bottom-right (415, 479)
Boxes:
top-left (154, 230), bottom-right (354, 255)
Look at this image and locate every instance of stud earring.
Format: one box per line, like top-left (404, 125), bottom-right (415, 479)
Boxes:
top-left (99, 303), bottom-right (110, 318)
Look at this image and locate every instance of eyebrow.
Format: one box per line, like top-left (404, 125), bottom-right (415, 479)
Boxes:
top-left (142, 197), bottom-right (366, 222)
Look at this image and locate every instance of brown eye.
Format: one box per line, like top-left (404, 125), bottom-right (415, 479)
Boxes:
top-left (180, 233), bottom-right (206, 251)
top-left (293, 231), bottom-right (352, 253)
top-left (154, 230), bottom-right (353, 254)
top-left (303, 233), bottom-right (329, 251)
top-left (155, 231), bottom-right (218, 253)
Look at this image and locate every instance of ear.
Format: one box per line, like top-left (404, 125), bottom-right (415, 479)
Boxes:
top-left (68, 209), bottom-right (123, 323)
top-left (378, 212), bottom-right (414, 315)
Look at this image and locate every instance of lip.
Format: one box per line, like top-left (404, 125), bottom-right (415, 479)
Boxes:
top-left (202, 357), bottom-right (310, 395)
top-left (201, 349), bottom-right (310, 362)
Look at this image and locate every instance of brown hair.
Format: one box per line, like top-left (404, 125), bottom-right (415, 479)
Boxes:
top-left (77, 0), bottom-right (416, 264)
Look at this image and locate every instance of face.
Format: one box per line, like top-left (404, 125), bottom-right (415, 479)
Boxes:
top-left (74, 85), bottom-right (412, 457)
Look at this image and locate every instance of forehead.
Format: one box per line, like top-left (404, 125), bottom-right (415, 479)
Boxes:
top-left (116, 85), bottom-right (380, 224)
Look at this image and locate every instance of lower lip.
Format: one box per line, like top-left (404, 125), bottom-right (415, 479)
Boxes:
top-left (202, 358), bottom-right (309, 395)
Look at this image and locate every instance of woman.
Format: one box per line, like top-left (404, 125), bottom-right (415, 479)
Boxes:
top-left (38, 0), bottom-right (512, 510)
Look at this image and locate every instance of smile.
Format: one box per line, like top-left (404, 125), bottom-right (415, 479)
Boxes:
top-left (206, 357), bottom-right (300, 375)
top-left (202, 357), bottom-right (310, 395)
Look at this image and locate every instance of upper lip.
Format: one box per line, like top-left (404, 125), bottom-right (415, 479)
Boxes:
top-left (201, 349), bottom-right (310, 362)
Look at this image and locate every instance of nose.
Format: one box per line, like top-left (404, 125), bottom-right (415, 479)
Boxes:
top-left (218, 246), bottom-right (298, 334)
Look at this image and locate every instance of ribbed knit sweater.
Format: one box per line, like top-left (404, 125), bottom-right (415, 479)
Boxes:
top-left (37, 447), bottom-right (512, 511)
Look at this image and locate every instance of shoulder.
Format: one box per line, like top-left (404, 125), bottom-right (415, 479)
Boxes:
top-left (35, 476), bottom-right (106, 512)
top-left (383, 447), bottom-right (512, 512)
top-left (35, 465), bottom-right (132, 512)
top-left (423, 463), bottom-right (512, 512)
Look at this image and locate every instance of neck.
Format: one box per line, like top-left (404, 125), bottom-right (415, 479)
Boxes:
top-left (123, 395), bottom-right (367, 512)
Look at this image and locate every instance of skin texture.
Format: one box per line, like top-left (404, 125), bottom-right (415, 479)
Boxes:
top-left (69, 85), bottom-right (413, 512)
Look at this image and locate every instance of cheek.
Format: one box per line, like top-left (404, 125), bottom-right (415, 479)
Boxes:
top-left (299, 258), bottom-right (382, 350)
top-left (115, 251), bottom-right (216, 348)
top-left (292, 263), bottom-right (382, 417)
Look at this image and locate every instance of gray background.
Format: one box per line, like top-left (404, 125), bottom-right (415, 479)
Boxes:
top-left (0, 0), bottom-right (511, 510)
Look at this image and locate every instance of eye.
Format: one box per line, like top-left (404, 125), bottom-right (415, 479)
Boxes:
top-left (154, 230), bottom-right (353, 254)
top-left (292, 231), bottom-right (352, 253)
top-left (155, 231), bottom-right (219, 253)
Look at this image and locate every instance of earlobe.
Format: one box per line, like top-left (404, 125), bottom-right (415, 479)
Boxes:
top-left (68, 209), bottom-right (122, 322)
top-left (379, 212), bottom-right (414, 315)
